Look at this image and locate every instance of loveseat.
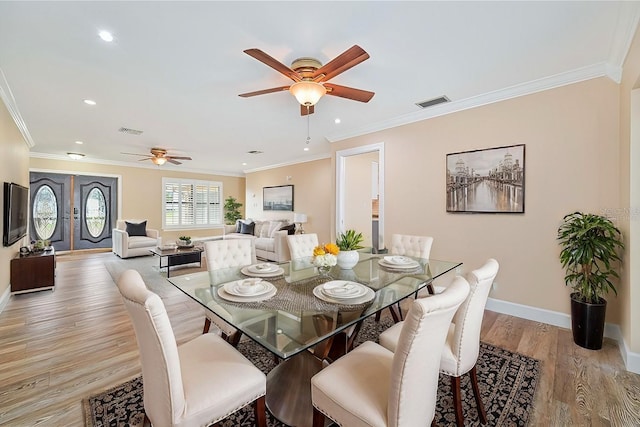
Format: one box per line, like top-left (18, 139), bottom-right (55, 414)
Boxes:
top-left (223, 219), bottom-right (295, 262)
top-left (112, 219), bottom-right (159, 258)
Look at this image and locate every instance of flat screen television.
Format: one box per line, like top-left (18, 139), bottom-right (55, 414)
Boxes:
top-left (3, 182), bottom-right (29, 247)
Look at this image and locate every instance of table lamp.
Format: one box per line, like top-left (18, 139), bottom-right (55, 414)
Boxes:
top-left (293, 212), bottom-right (307, 234)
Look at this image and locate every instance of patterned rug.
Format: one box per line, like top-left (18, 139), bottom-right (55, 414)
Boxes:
top-left (83, 317), bottom-right (540, 427)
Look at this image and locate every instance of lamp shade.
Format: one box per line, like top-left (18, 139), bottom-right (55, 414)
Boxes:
top-left (293, 212), bottom-right (307, 223)
top-left (152, 157), bottom-right (167, 166)
top-left (289, 81), bottom-right (326, 106)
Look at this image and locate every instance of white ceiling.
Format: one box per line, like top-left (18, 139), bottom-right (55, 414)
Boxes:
top-left (0, 1), bottom-right (638, 176)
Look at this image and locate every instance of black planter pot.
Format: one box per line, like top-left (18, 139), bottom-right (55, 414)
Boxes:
top-left (570, 293), bottom-right (607, 350)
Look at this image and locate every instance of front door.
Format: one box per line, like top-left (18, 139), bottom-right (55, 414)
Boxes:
top-left (30, 172), bottom-right (117, 251)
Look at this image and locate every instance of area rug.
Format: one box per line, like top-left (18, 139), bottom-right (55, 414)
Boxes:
top-left (83, 317), bottom-right (540, 427)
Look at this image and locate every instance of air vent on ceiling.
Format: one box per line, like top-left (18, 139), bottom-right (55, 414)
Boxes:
top-left (247, 150), bottom-right (263, 154)
top-left (118, 127), bottom-right (144, 135)
top-left (416, 95), bottom-right (450, 109)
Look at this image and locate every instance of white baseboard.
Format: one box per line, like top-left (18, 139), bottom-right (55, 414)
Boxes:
top-left (0, 286), bottom-right (10, 314)
top-left (486, 297), bottom-right (640, 374)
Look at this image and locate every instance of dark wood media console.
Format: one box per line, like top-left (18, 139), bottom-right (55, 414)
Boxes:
top-left (10, 247), bottom-right (56, 294)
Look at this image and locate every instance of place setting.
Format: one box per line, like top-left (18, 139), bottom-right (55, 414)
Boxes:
top-left (241, 262), bottom-right (285, 278)
top-left (313, 280), bottom-right (375, 305)
top-left (377, 255), bottom-right (422, 271)
top-left (217, 277), bottom-right (277, 303)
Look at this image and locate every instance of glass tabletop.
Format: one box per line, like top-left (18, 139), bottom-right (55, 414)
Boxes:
top-left (167, 253), bottom-right (461, 359)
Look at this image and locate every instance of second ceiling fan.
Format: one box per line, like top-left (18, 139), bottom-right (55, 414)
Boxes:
top-left (239, 45), bottom-right (375, 115)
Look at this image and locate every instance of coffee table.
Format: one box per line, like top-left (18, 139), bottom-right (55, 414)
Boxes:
top-left (149, 246), bottom-right (203, 277)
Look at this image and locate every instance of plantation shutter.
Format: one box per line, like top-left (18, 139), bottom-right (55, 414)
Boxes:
top-left (163, 178), bottom-right (223, 228)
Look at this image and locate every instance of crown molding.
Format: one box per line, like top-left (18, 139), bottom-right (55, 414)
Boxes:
top-left (28, 152), bottom-right (245, 177)
top-left (609, 1), bottom-right (640, 74)
top-left (327, 63), bottom-right (613, 143)
top-left (0, 67), bottom-right (34, 148)
top-left (243, 152), bottom-right (331, 174)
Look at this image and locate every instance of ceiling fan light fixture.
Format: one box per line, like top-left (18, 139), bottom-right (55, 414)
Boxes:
top-left (289, 81), bottom-right (326, 106)
top-left (152, 157), bottom-right (167, 166)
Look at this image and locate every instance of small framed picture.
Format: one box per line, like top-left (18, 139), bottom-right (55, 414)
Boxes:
top-left (446, 144), bottom-right (525, 213)
top-left (263, 185), bottom-right (294, 211)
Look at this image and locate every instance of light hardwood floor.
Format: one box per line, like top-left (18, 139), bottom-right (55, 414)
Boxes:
top-left (0, 252), bottom-right (639, 426)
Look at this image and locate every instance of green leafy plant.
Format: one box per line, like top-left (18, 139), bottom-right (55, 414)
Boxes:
top-left (178, 235), bottom-right (191, 242)
top-left (557, 212), bottom-right (624, 304)
top-left (224, 196), bottom-right (243, 225)
top-left (336, 229), bottom-right (364, 251)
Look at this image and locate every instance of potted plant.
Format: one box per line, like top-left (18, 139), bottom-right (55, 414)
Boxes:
top-left (224, 196), bottom-right (243, 225)
top-left (336, 229), bottom-right (364, 269)
top-left (557, 211), bottom-right (624, 350)
top-left (178, 235), bottom-right (192, 247)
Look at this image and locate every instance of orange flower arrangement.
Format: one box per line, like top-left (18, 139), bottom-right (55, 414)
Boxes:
top-left (312, 243), bottom-right (340, 267)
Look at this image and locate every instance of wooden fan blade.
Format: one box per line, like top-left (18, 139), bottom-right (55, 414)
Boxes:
top-left (121, 152), bottom-right (152, 157)
top-left (138, 158), bottom-right (152, 162)
top-left (167, 156), bottom-right (192, 160)
top-left (324, 83), bottom-right (375, 103)
top-left (312, 45), bottom-right (369, 82)
top-left (239, 86), bottom-right (291, 98)
top-left (167, 159), bottom-right (182, 165)
top-left (300, 105), bottom-right (315, 116)
top-left (244, 49), bottom-right (301, 82)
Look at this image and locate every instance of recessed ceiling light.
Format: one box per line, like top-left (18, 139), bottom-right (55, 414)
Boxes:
top-left (75, 140), bottom-right (84, 145)
top-left (334, 118), bottom-right (341, 124)
top-left (242, 162), bottom-right (247, 166)
top-left (304, 147), bottom-right (310, 151)
top-left (98, 31), bottom-right (114, 42)
top-left (67, 153), bottom-right (85, 160)
top-left (83, 99), bottom-right (96, 106)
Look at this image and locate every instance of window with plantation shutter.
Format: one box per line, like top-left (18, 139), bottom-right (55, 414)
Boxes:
top-left (162, 178), bottom-right (223, 229)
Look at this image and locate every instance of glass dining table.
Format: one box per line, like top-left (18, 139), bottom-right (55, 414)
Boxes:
top-left (168, 252), bottom-right (461, 427)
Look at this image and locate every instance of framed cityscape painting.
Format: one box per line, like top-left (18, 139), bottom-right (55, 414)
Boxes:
top-left (446, 144), bottom-right (525, 213)
top-left (263, 185), bottom-right (294, 211)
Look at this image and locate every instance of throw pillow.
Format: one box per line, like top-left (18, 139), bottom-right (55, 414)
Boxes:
top-left (125, 220), bottom-right (147, 237)
top-left (239, 221), bottom-right (255, 235)
top-left (279, 223), bottom-right (296, 235)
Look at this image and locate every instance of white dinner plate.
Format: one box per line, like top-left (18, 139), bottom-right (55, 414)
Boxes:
top-left (321, 281), bottom-right (368, 299)
top-left (383, 256), bottom-right (414, 265)
top-left (313, 283), bottom-right (375, 305)
top-left (223, 279), bottom-right (274, 297)
top-left (378, 258), bottom-right (420, 270)
top-left (248, 263), bottom-right (279, 273)
top-left (241, 265), bottom-right (285, 278)
top-left (217, 286), bottom-right (277, 303)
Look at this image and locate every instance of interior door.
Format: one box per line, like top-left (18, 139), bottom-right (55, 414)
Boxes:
top-left (30, 172), bottom-right (72, 250)
top-left (73, 175), bottom-right (117, 250)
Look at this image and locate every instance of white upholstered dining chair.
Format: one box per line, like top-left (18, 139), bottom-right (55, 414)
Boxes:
top-left (379, 258), bottom-right (500, 427)
top-left (116, 269), bottom-right (267, 427)
top-left (376, 233), bottom-right (435, 322)
top-left (311, 275), bottom-right (470, 427)
top-left (287, 233), bottom-right (319, 259)
top-left (202, 239), bottom-right (257, 345)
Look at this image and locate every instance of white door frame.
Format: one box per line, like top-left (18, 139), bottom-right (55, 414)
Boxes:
top-left (336, 142), bottom-right (385, 250)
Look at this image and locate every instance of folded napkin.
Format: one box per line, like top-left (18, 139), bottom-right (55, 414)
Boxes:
top-left (384, 256), bottom-right (413, 265)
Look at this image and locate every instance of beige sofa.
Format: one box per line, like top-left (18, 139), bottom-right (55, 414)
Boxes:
top-left (112, 219), bottom-right (159, 258)
top-left (223, 219), bottom-right (294, 262)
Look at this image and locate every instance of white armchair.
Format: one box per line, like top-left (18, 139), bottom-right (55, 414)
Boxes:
top-left (112, 219), bottom-right (159, 259)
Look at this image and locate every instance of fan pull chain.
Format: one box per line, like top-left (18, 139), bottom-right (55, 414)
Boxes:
top-left (306, 107), bottom-right (311, 144)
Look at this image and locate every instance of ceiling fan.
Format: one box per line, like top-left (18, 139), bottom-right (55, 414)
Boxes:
top-left (239, 45), bottom-right (375, 116)
top-left (121, 148), bottom-right (192, 165)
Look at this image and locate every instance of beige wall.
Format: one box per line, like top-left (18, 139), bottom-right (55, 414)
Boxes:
top-left (29, 158), bottom-right (245, 242)
top-left (0, 100), bottom-right (30, 298)
top-left (329, 77), bottom-right (622, 320)
top-left (344, 151), bottom-right (378, 247)
top-left (245, 158), bottom-right (332, 244)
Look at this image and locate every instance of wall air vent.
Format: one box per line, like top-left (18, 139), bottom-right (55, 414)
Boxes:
top-left (416, 95), bottom-right (450, 109)
top-left (247, 150), bottom-right (263, 154)
top-left (118, 127), bottom-right (144, 135)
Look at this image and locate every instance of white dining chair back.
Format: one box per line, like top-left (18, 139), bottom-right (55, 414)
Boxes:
top-left (205, 238), bottom-right (257, 269)
top-left (116, 269), bottom-right (267, 427)
top-left (390, 233), bottom-right (433, 259)
top-left (202, 239), bottom-right (257, 343)
top-left (287, 233), bottom-right (319, 260)
top-left (310, 276), bottom-right (470, 427)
